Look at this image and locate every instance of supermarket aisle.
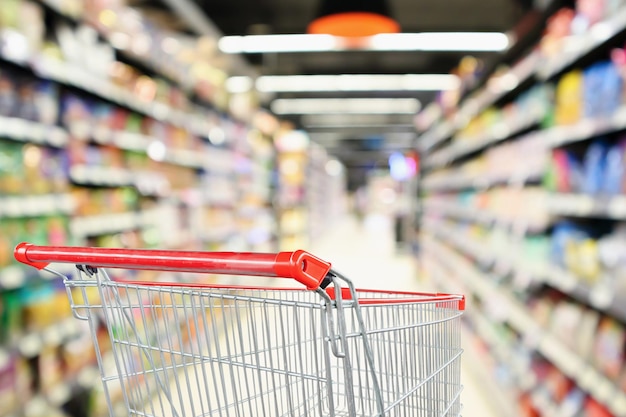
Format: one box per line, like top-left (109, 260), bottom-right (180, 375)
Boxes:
top-left (310, 214), bottom-right (500, 417)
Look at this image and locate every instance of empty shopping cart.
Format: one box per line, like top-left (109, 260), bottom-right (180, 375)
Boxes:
top-left (15, 243), bottom-right (465, 417)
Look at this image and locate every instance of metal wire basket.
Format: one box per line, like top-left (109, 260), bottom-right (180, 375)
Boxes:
top-left (15, 243), bottom-right (465, 417)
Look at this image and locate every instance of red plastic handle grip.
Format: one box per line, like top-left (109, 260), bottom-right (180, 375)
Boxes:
top-left (14, 243), bottom-right (331, 290)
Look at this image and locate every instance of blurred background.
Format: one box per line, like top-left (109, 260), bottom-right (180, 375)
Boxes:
top-left (1, 0), bottom-right (626, 416)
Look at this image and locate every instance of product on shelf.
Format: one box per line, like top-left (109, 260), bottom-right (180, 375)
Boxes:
top-left (585, 397), bottom-right (614, 417)
top-left (539, 8), bottom-right (575, 59)
top-left (582, 140), bottom-right (610, 194)
top-left (0, 68), bottom-right (19, 116)
top-left (551, 59), bottom-right (625, 128)
top-left (554, 70), bottom-right (584, 125)
top-left (0, 141), bottom-right (69, 195)
top-left (601, 138), bottom-right (626, 194)
top-left (583, 61), bottom-right (623, 118)
top-left (549, 300), bottom-right (591, 353)
top-left (0, 0), bottom-right (45, 60)
top-left (544, 137), bottom-right (626, 196)
top-left (551, 221), bottom-right (600, 282)
top-left (0, 139), bottom-right (25, 194)
top-left (592, 316), bottom-right (626, 379)
top-left (62, 94), bottom-right (92, 141)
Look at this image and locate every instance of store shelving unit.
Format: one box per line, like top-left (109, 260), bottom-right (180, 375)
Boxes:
top-left (422, 234), bottom-right (626, 417)
top-left (418, 6), bottom-right (626, 417)
top-left (424, 106), bottom-right (546, 170)
top-left (0, 2), bottom-right (276, 417)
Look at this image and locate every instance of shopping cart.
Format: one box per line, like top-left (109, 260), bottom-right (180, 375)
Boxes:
top-left (15, 243), bottom-right (465, 417)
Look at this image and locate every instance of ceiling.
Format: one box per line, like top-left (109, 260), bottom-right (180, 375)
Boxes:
top-left (132, 0), bottom-right (537, 188)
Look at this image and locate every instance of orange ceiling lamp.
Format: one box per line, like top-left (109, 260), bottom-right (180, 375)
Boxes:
top-left (307, 0), bottom-right (400, 38)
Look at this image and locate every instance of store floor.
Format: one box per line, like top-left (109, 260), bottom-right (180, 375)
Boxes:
top-left (309, 214), bottom-right (500, 417)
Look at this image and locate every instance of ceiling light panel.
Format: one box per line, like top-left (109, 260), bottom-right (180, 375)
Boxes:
top-left (219, 34), bottom-right (338, 53)
top-left (271, 98), bottom-right (420, 115)
top-left (370, 32), bottom-right (510, 51)
top-left (218, 32), bottom-right (510, 54)
top-left (256, 74), bottom-right (459, 92)
top-left (302, 113), bottom-right (414, 126)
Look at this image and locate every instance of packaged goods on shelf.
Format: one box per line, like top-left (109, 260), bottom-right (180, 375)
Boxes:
top-left (0, 3), bottom-right (296, 417)
top-left (422, 233), bottom-right (626, 416)
top-left (593, 316), bottom-right (626, 379)
top-left (417, 1), bottom-right (626, 415)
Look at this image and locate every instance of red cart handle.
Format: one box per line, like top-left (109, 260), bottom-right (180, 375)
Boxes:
top-left (14, 243), bottom-right (332, 290)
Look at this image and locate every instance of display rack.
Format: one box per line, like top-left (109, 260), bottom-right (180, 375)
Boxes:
top-left (419, 5), bottom-right (626, 416)
top-left (422, 233), bottom-right (626, 417)
top-left (0, 2), bottom-right (276, 416)
top-left (419, 7), bottom-right (626, 155)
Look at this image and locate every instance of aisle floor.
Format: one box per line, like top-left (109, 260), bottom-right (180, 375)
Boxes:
top-left (309, 214), bottom-right (500, 417)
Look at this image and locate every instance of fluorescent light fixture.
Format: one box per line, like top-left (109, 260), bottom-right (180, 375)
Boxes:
top-left (218, 32), bottom-right (509, 53)
top-left (225, 76), bottom-right (253, 93)
top-left (370, 32), bottom-right (510, 51)
top-left (256, 74), bottom-right (459, 92)
top-left (302, 114), bottom-right (413, 127)
top-left (219, 34), bottom-right (337, 53)
top-left (271, 98), bottom-right (421, 115)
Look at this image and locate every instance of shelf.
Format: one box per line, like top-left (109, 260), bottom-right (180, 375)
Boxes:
top-left (426, 221), bottom-right (626, 323)
top-left (424, 110), bottom-right (544, 170)
top-left (423, 99), bottom-right (626, 178)
top-left (422, 106), bottom-right (626, 188)
top-left (424, 223), bottom-right (494, 267)
top-left (21, 54), bottom-right (209, 137)
top-left (542, 264), bottom-right (626, 323)
top-left (538, 8), bottom-right (626, 80)
top-left (418, 52), bottom-right (545, 155)
top-left (0, 193), bottom-right (75, 218)
top-left (543, 106), bottom-right (626, 149)
top-left (69, 165), bottom-right (135, 187)
top-left (110, 131), bottom-right (151, 151)
top-left (70, 211), bottom-right (141, 237)
top-left (460, 51), bottom-right (541, 123)
top-left (109, 130), bottom-right (207, 169)
top-left (460, 325), bottom-right (520, 417)
top-left (422, 201), bottom-right (495, 224)
top-left (430, 238), bottom-right (527, 396)
top-left (166, 149), bottom-right (206, 169)
top-left (418, 120), bottom-right (457, 154)
top-left (69, 207), bottom-right (165, 237)
top-left (422, 235), bottom-right (626, 417)
top-left (80, 128), bottom-right (209, 170)
top-left (37, 0), bottom-right (194, 97)
top-left (0, 116), bottom-right (69, 147)
top-left (423, 201), bottom-right (516, 225)
top-left (418, 10), bottom-right (626, 155)
top-left (422, 165), bottom-right (544, 192)
top-left (468, 309), bottom-right (538, 393)
top-left (422, 200), bottom-right (548, 231)
top-left (547, 193), bottom-right (626, 220)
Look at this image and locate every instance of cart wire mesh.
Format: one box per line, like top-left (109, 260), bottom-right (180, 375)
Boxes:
top-left (64, 268), bottom-right (463, 417)
top-left (14, 244), bottom-right (464, 417)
